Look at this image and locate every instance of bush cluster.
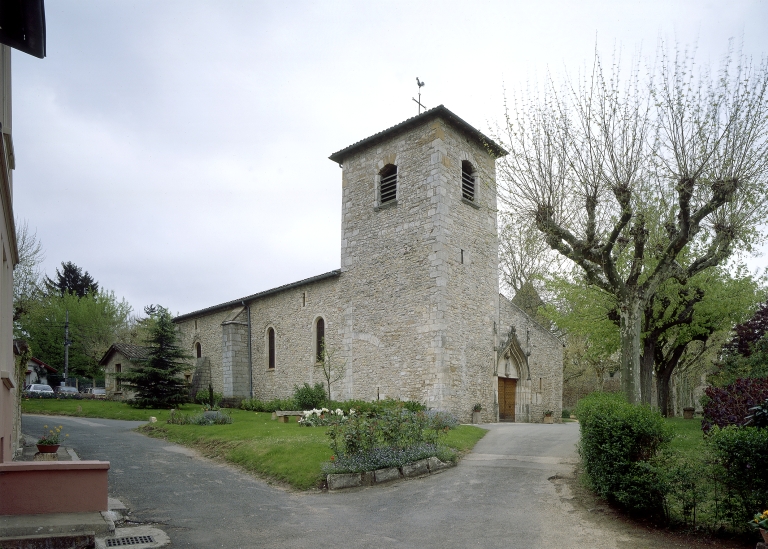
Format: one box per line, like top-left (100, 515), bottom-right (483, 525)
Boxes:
top-left (293, 383), bottom-right (326, 410)
top-left (239, 395), bottom-right (428, 415)
top-left (706, 425), bottom-right (768, 527)
top-left (195, 389), bottom-right (223, 408)
top-left (702, 378), bottom-right (768, 433)
top-left (239, 398), bottom-right (298, 412)
top-left (322, 443), bottom-right (456, 474)
top-left (575, 392), bottom-right (671, 517)
top-left (324, 408), bottom-right (458, 474)
top-left (22, 391), bottom-right (85, 400)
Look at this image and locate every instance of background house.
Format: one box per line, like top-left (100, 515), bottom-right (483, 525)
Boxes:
top-left (100, 343), bottom-right (150, 401)
top-left (24, 357), bottom-right (56, 387)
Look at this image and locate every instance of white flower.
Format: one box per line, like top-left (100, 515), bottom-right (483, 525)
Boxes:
top-left (335, 408), bottom-right (343, 416)
top-left (321, 408), bottom-right (329, 413)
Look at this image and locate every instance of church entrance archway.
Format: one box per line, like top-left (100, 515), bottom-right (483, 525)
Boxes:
top-left (498, 377), bottom-right (517, 421)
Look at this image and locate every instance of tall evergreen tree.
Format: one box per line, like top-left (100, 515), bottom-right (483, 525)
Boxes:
top-left (45, 261), bottom-right (99, 298)
top-left (118, 306), bottom-right (189, 408)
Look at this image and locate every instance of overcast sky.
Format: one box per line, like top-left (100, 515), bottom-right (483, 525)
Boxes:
top-left (11, 0), bottom-right (768, 317)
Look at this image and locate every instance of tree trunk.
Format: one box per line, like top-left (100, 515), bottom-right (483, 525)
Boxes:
top-left (656, 367), bottom-right (674, 417)
top-left (619, 298), bottom-right (642, 404)
top-left (640, 338), bottom-right (656, 406)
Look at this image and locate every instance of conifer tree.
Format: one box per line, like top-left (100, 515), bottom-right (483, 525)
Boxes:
top-left (118, 306), bottom-right (189, 408)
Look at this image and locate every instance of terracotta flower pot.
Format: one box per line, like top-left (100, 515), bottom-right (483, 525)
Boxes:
top-left (36, 444), bottom-right (60, 454)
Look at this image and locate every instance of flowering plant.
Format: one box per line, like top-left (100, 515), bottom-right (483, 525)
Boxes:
top-left (299, 408), bottom-right (348, 427)
top-left (38, 425), bottom-right (67, 445)
top-left (751, 510), bottom-right (768, 530)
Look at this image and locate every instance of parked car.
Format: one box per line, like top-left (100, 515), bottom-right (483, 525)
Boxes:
top-left (25, 384), bottom-right (54, 395)
top-left (83, 387), bottom-right (106, 399)
top-left (54, 386), bottom-right (79, 396)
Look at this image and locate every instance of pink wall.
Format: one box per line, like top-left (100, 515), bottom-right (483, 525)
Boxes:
top-left (0, 461), bottom-right (110, 515)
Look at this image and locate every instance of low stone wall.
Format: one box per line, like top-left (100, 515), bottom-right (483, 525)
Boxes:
top-left (326, 456), bottom-right (452, 490)
top-left (0, 461), bottom-right (110, 515)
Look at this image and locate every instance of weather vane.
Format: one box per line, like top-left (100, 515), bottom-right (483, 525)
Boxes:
top-left (413, 77), bottom-right (426, 114)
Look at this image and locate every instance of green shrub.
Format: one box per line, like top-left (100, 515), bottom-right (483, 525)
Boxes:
top-left (663, 456), bottom-right (708, 528)
top-left (239, 398), bottom-right (296, 412)
top-left (195, 388), bottom-right (223, 408)
top-left (326, 408), bottom-right (458, 460)
top-left (575, 392), bottom-right (671, 517)
top-left (562, 408), bottom-right (571, 419)
top-left (293, 383), bottom-right (327, 410)
top-left (706, 425), bottom-right (768, 529)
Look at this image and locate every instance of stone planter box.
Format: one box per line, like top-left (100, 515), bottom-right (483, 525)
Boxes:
top-left (543, 415), bottom-right (554, 424)
top-left (683, 407), bottom-right (695, 420)
top-left (326, 457), bottom-right (454, 490)
top-left (472, 411), bottom-right (482, 424)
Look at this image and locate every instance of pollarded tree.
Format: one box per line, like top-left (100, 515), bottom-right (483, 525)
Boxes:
top-left (118, 306), bottom-right (190, 408)
top-left (498, 44), bottom-right (768, 403)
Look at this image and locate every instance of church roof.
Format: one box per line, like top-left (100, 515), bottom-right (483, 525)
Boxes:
top-left (173, 269), bottom-right (342, 322)
top-left (328, 105), bottom-right (507, 165)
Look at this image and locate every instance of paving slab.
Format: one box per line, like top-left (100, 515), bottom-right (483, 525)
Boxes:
top-left (0, 512), bottom-right (112, 538)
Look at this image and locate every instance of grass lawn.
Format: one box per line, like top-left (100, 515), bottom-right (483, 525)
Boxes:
top-left (665, 416), bottom-right (704, 458)
top-left (22, 399), bottom-right (488, 490)
top-left (21, 397), bottom-right (200, 421)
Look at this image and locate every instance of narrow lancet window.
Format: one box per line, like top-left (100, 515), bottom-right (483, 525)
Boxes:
top-left (268, 327), bottom-right (275, 369)
top-left (461, 160), bottom-right (475, 201)
top-left (315, 317), bottom-right (325, 363)
top-left (379, 164), bottom-right (397, 204)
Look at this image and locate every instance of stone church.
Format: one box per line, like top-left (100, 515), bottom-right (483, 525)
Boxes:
top-left (174, 106), bottom-right (563, 423)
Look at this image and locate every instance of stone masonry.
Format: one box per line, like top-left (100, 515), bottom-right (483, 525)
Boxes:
top-left (174, 106), bottom-right (563, 422)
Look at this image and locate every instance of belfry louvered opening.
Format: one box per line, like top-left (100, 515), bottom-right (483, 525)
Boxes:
top-left (379, 164), bottom-right (398, 204)
top-left (461, 160), bottom-right (475, 201)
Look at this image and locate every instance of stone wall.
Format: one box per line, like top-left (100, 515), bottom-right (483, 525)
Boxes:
top-left (103, 352), bottom-right (137, 401)
top-left (336, 117), bottom-right (500, 421)
top-left (176, 308), bottom-right (237, 395)
top-left (498, 295), bottom-right (564, 422)
top-left (248, 275), bottom-right (341, 401)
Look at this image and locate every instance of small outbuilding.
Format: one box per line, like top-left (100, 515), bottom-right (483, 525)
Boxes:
top-left (99, 343), bottom-right (151, 401)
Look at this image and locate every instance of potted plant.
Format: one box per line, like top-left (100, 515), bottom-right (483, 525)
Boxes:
top-left (472, 403), bottom-right (482, 424)
top-left (543, 410), bottom-right (554, 424)
top-left (37, 424), bottom-right (67, 453)
top-left (749, 509), bottom-right (768, 543)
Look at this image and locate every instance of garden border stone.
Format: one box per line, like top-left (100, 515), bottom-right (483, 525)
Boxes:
top-left (374, 467), bottom-right (402, 484)
top-left (427, 456), bottom-right (450, 473)
top-left (402, 459), bottom-right (430, 478)
top-left (326, 473), bottom-right (361, 490)
top-left (326, 458), bottom-right (455, 490)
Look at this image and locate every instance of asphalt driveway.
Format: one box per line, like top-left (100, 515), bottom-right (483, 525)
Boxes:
top-left (22, 415), bottom-right (631, 549)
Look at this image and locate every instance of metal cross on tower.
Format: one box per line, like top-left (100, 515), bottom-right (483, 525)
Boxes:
top-left (412, 77), bottom-right (426, 114)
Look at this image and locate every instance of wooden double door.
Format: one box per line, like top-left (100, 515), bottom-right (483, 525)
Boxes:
top-left (498, 377), bottom-right (517, 422)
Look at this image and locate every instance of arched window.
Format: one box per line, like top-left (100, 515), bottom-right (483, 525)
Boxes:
top-left (315, 317), bottom-right (325, 363)
top-left (195, 342), bottom-right (202, 358)
top-left (267, 327), bottom-right (275, 369)
top-left (379, 164), bottom-right (397, 204)
top-left (461, 160), bottom-right (475, 202)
